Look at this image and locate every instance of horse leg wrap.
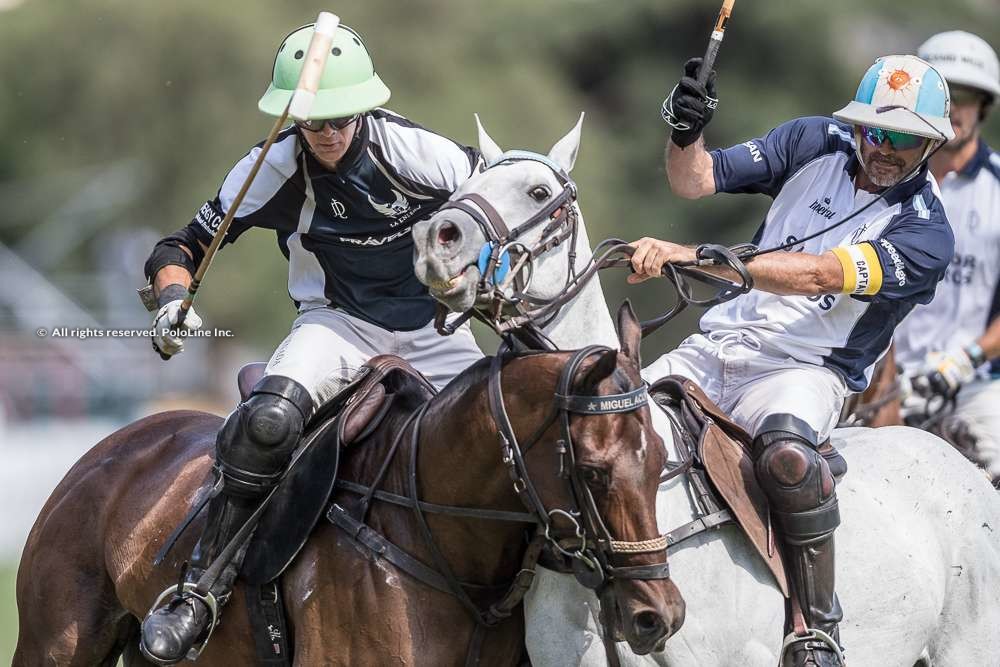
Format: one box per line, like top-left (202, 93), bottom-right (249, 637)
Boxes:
top-left (215, 375), bottom-right (314, 500)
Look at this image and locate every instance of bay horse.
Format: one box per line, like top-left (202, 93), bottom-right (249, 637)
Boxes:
top-left (14, 304), bottom-right (682, 665)
top-left (411, 115), bottom-right (1000, 665)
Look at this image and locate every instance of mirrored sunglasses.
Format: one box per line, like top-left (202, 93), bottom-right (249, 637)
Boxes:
top-left (295, 114), bottom-right (360, 132)
top-left (859, 125), bottom-right (926, 151)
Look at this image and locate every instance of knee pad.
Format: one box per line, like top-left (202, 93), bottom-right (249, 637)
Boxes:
top-left (216, 375), bottom-right (313, 497)
top-left (752, 414), bottom-right (839, 544)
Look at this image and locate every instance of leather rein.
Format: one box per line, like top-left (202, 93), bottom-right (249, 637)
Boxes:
top-left (329, 346), bottom-right (669, 667)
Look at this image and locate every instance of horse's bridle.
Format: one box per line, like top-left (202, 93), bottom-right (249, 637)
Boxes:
top-left (326, 346), bottom-right (670, 666)
top-left (489, 346), bottom-right (670, 666)
top-left (489, 346), bottom-right (670, 583)
top-left (433, 151), bottom-right (755, 346)
top-left (435, 150), bottom-right (584, 338)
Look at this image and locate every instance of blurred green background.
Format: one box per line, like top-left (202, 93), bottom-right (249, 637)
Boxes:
top-left (1, 0), bottom-right (997, 661)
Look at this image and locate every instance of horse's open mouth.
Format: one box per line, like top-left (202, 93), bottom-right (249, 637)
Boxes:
top-left (428, 264), bottom-right (476, 298)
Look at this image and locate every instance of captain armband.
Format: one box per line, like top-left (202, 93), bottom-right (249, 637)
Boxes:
top-left (831, 243), bottom-right (883, 296)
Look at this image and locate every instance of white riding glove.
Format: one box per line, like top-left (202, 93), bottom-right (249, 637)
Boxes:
top-left (151, 284), bottom-right (203, 357)
top-left (920, 345), bottom-right (979, 394)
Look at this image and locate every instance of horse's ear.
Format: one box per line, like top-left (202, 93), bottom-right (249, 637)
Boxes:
top-left (547, 112), bottom-right (584, 173)
top-left (475, 113), bottom-right (505, 166)
top-left (616, 300), bottom-right (642, 365)
top-left (579, 349), bottom-right (618, 392)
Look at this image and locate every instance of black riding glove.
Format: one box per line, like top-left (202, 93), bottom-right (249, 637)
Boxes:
top-left (662, 57), bottom-right (718, 148)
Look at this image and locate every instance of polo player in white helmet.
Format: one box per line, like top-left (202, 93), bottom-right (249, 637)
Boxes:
top-left (894, 31), bottom-right (1000, 485)
top-left (633, 54), bottom-right (955, 665)
top-left (138, 21), bottom-right (484, 664)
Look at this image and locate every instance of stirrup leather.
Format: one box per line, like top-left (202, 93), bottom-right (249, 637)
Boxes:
top-left (145, 582), bottom-right (222, 661)
top-left (779, 627), bottom-right (845, 666)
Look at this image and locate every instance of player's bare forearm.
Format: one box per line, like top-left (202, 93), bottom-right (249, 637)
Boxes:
top-left (629, 237), bottom-right (845, 296)
top-left (701, 251), bottom-right (845, 296)
top-left (665, 137), bottom-right (716, 199)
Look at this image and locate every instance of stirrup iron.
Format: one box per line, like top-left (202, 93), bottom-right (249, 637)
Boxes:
top-left (779, 627), bottom-right (846, 666)
top-left (145, 582), bottom-right (221, 661)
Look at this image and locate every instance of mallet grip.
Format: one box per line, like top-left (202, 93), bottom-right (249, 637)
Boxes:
top-left (697, 0), bottom-right (736, 86)
top-left (289, 12), bottom-right (340, 120)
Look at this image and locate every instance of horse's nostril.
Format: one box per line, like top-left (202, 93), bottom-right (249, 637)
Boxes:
top-left (437, 221), bottom-right (461, 245)
top-left (633, 610), bottom-right (666, 639)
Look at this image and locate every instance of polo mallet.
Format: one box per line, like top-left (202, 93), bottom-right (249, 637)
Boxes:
top-left (661, 0), bottom-right (736, 130)
top-left (160, 12), bottom-right (340, 359)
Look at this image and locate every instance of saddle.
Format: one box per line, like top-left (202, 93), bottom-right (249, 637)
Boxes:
top-left (240, 356), bottom-right (436, 586)
top-left (650, 376), bottom-right (790, 597)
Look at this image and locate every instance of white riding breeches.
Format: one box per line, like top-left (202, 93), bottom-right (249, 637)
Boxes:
top-left (263, 306), bottom-right (484, 406)
top-left (954, 378), bottom-right (1000, 479)
top-left (642, 330), bottom-right (850, 442)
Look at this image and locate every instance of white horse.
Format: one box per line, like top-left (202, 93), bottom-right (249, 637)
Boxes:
top-left (411, 116), bottom-right (1000, 666)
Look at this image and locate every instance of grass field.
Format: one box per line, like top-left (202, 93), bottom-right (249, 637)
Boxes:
top-left (1, 562), bottom-right (18, 663)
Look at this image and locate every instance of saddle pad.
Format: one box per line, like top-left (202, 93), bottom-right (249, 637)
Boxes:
top-left (699, 423), bottom-right (788, 597)
top-left (661, 375), bottom-right (789, 598)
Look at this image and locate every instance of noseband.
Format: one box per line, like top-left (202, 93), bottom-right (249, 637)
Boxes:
top-left (489, 346), bottom-right (670, 586)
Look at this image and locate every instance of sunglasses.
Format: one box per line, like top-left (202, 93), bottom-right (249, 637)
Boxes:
top-left (295, 114), bottom-right (360, 132)
top-left (859, 125), bottom-right (927, 151)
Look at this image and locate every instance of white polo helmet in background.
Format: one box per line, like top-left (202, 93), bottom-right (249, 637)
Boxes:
top-left (833, 54), bottom-right (955, 141)
top-left (918, 30), bottom-right (1000, 101)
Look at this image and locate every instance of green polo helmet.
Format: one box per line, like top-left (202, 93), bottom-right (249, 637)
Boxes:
top-left (258, 23), bottom-right (391, 119)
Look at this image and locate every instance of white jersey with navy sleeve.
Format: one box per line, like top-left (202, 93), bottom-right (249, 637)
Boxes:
top-left (895, 140), bottom-right (1000, 377)
top-left (700, 116), bottom-right (954, 391)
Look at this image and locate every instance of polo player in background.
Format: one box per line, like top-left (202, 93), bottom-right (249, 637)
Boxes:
top-left (630, 54), bottom-right (955, 665)
top-left (137, 21), bottom-right (484, 664)
top-left (894, 31), bottom-right (1000, 485)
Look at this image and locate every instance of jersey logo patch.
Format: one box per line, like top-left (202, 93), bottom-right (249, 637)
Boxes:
top-left (743, 141), bottom-right (763, 163)
top-left (368, 188), bottom-right (416, 225)
top-left (329, 198), bottom-right (348, 219)
top-left (809, 196), bottom-right (837, 220)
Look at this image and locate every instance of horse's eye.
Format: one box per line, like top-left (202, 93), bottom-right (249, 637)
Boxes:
top-left (528, 185), bottom-right (551, 202)
top-left (579, 466), bottom-right (606, 487)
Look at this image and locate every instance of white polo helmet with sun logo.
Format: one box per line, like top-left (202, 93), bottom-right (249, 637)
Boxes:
top-left (833, 54), bottom-right (955, 141)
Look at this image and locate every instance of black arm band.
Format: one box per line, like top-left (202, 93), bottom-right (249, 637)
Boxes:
top-left (144, 239), bottom-right (197, 282)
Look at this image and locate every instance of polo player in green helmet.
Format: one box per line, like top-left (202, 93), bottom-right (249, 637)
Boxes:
top-left (139, 21), bottom-right (484, 663)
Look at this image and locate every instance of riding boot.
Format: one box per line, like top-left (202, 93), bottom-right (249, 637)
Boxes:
top-left (751, 414), bottom-right (845, 667)
top-left (140, 375), bottom-right (313, 665)
top-left (782, 533), bottom-right (845, 667)
top-left (140, 493), bottom-right (254, 665)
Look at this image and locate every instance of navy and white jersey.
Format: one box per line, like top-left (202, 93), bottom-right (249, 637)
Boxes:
top-left (163, 108), bottom-right (479, 331)
top-left (895, 140), bottom-right (1000, 376)
top-left (701, 116), bottom-right (954, 391)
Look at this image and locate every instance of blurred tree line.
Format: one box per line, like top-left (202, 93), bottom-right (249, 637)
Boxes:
top-left (1, 0), bottom-right (997, 361)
